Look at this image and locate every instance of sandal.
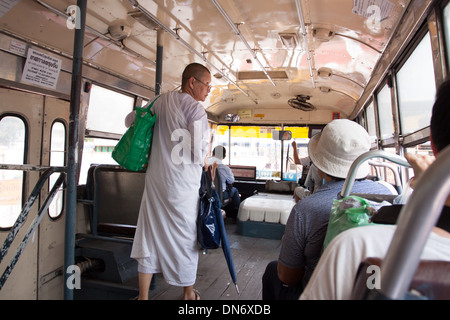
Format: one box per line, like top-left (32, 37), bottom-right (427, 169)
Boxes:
top-left (193, 289), bottom-right (200, 300)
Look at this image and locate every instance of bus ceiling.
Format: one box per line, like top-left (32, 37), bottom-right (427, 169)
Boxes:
top-left (0, 0), bottom-right (422, 124)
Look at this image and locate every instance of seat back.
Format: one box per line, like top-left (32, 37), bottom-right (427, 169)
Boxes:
top-left (86, 165), bottom-right (146, 237)
top-left (352, 257), bottom-right (450, 300)
top-left (214, 168), bottom-right (231, 207)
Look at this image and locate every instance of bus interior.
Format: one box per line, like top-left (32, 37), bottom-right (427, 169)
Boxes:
top-left (0, 0), bottom-right (449, 301)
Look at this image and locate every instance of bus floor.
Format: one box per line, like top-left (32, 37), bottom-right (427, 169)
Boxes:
top-left (147, 222), bottom-right (281, 300)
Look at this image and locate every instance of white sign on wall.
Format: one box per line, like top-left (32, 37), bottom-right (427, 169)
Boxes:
top-left (21, 49), bottom-right (62, 90)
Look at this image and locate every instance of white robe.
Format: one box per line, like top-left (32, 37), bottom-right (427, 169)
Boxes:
top-left (131, 91), bottom-right (210, 287)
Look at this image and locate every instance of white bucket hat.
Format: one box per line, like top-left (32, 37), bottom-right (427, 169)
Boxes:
top-left (308, 119), bottom-right (371, 179)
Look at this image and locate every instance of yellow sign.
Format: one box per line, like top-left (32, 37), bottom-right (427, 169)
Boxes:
top-left (214, 126), bottom-right (309, 139)
top-left (231, 126), bottom-right (268, 138)
top-left (287, 127), bottom-right (309, 139)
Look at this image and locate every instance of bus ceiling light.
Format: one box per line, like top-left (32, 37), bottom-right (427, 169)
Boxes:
top-left (319, 86), bottom-right (331, 93)
top-left (313, 28), bottom-right (335, 42)
top-left (317, 67), bottom-right (365, 88)
top-left (108, 22), bottom-right (131, 41)
top-left (319, 86), bottom-right (357, 101)
top-left (317, 67), bottom-right (333, 78)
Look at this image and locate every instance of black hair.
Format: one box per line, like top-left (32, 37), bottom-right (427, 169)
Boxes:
top-left (430, 77), bottom-right (450, 153)
top-left (212, 145), bottom-right (226, 159)
top-left (181, 63), bottom-right (210, 89)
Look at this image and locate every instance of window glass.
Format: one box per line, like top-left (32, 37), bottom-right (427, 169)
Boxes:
top-left (79, 137), bottom-right (118, 185)
top-left (228, 126), bottom-right (281, 180)
top-left (365, 101), bottom-right (377, 144)
top-left (396, 32), bottom-right (436, 135)
top-left (49, 121), bottom-right (66, 218)
top-left (284, 127), bottom-right (309, 182)
top-left (443, 2), bottom-right (450, 66)
top-left (86, 84), bottom-right (134, 135)
top-left (211, 125), bottom-right (309, 181)
top-left (376, 83), bottom-right (394, 140)
top-left (378, 147), bottom-right (399, 186)
top-left (0, 116), bottom-right (25, 229)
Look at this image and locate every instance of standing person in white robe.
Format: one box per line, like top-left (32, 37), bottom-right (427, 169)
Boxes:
top-left (131, 63), bottom-right (211, 300)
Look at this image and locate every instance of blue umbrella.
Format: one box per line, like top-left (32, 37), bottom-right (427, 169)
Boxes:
top-left (213, 197), bottom-right (240, 295)
top-left (209, 167), bottom-right (239, 296)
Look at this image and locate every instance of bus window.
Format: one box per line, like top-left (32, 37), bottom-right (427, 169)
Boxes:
top-left (80, 85), bottom-right (135, 184)
top-left (79, 138), bottom-right (118, 185)
top-left (86, 84), bottom-right (134, 135)
top-left (443, 2), bottom-right (450, 66)
top-left (228, 126), bottom-right (281, 180)
top-left (378, 147), bottom-right (398, 186)
top-left (0, 116), bottom-right (25, 229)
top-left (284, 126), bottom-right (309, 182)
top-left (49, 121), bottom-right (66, 219)
top-left (376, 83), bottom-right (394, 141)
top-left (365, 100), bottom-right (378, 146)
top-left (396, 32), bottom-right (436, 136)
top-left (211, 125), bottom-right (230, 164)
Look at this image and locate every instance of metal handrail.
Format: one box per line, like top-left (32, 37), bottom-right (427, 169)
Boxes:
top-left (377, 145), bottom-right (450, 299)
top-left (368, 160), bottom-right (403, 194)
top-left (340, 150), bottom-right (411, 198)
top-left (0, 167), bottom-right (66, 290)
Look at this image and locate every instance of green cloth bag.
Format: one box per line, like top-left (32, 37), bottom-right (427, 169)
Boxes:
top-left (112, 96), bottom-right (160, 171)
top-left (323, 195), bottom-right (374, 250)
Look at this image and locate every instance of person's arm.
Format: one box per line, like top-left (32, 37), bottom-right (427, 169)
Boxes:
top-left (277, 262), bottom-right (304, 286)
top-left (277, 206), bottom-right (306, 286)
top-left (292, 141), bottom-right (300, 164)
top-left (405, 153), bottom-right (435, 189)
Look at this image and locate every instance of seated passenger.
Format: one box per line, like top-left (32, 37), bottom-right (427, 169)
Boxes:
top-left (209, 146), bottom-right (241, 219)
top-left (262, 119), bottom-right (395, 300)
top-left (299, 77), bottom-right (450, 300)
top-left (292, 141), bottom-right (323, 192)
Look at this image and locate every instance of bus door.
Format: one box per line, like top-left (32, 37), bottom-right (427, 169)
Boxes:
top-left (0, 88), bottom-right (69, 299)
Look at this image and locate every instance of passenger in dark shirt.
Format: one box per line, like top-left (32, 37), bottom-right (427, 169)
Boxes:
top-left (262, 119), bottom-right (395, 300)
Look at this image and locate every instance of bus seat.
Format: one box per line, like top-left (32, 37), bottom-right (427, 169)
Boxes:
top-left (85, 165), bottom-right (146, 238)
top-left (352, 257), bottom-right (450, 300)
top-left (237, 193), bottom-right (294, 239)
top-left (213, 169), bottom-right (231, 208)
top-left (352, 145), bottom-right (450, 300)
top-left (265, 180), bottom-right (297, 194)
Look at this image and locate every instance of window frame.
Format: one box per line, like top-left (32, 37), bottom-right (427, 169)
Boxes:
top-left (0, 114), bottom-right (28, 230)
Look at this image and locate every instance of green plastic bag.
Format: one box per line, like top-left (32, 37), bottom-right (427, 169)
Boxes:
top-left (112, 96), bottom-right (160, 171)
top-left (323, 195), bottom-right (374, 250)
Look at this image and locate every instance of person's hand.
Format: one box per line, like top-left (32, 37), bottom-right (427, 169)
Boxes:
top-left (405, 153), bottom-right (435, 188)
top-left (212, 161), bottom-right (218, 172)
top-left (292, 141), bottom-right (297, 148)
